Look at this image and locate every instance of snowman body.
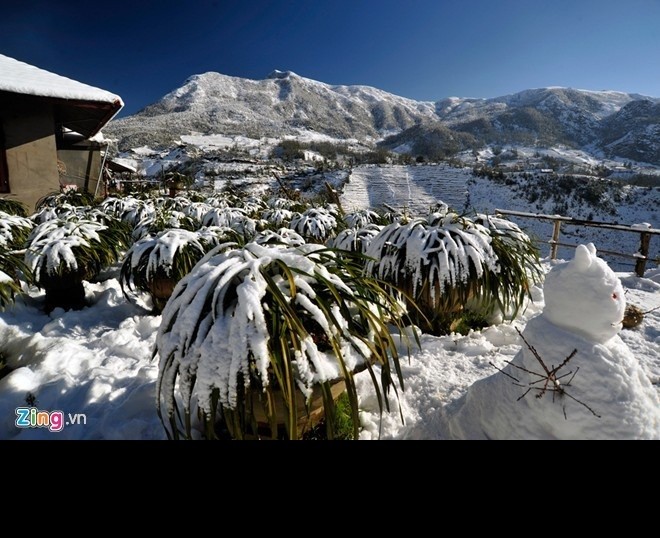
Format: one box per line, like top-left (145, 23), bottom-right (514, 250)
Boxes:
top-left (448, 244), bottom-right (660, 440)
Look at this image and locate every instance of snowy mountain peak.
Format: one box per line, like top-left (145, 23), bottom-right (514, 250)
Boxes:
top-left (108, 70), bottom-right (440, 148)
top-left (267, 69), bottom-right (299, 79)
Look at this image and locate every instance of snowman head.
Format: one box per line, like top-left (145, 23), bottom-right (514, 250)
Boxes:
top-left (542, 243), bottom-right (626, 343)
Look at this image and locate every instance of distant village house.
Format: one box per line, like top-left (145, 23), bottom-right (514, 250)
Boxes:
top-left (0, 54), bottom-right (123, 211)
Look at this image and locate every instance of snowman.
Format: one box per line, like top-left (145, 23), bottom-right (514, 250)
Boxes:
top-left (448, 243), bottom-right (660, 440)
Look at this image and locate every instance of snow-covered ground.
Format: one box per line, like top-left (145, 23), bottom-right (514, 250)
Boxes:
top-left (341, 164), bottom-right (471, 215)
top-left (1, 161), bottom-right (658, 440)
top-left (0, 258), bottom-right (657, 440)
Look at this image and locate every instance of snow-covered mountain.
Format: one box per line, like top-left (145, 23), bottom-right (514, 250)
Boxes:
top-left (439, 88), bottom-right (640, 145)
top-left (107, 70), bottom-right (438, 149)
top-left (387, 87), bottom-right (659, 159)
top-left (599, 99), bottom-right (660, 164)
top-left (106, 70), bottom-right (660, 164)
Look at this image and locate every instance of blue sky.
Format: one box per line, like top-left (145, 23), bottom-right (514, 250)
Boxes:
top-left (2, 0), bottom-right (660, 116)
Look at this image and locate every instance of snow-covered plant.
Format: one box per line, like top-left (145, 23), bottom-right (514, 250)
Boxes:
top-left (253, 228), bottom-right (306, 247)
top-left (153, 195), bottom-right (192, 212)
top-left (238, 196), bottom-right (267, 217)
top-left (379, 203), bottom-right (408, 224)
top-left (25, 217), bottom-right (131, 311)
top-left (132, 208), bottom-right (198, 241)
top-left (196, 225), bottom-right (242, 247)
top-left (119, 199), bottom-right (157, 228)
top-left (120, 227), bottom-right (234, 312)
top-left (31, 203), bottom-right (90, 224)
top-left (99, 196), bottom-right (129, 217)
top-left (266, 196), bottom-right (303, 211)
top-left (0, 198), bottom-right (29, 217)
top-left (155, 242), bottom-right (412, 440)
top-left (33, 201), bottom-right (131, 228)
top-left (0, 246), bottom-right (30, 310)
top-left (328, 224), bottom-right (382, 254)
top-left (343, 209), bottom-right (386, 229)
top-left (201, 206), bottom-right (248, 228)
top-left (183, 201), bottom-right (214, 222)
top-left (263, 196), bottom-right (309, 226)
top-left (35, 189), bottom-right (95, 210)
top-left (202, 207), bottom-right (260, 240)
top-left (0, 211), bottom-right (34, 249)
top-left (262, 207), bottom-right (294, 227)
top-left (204, 195), bottom-right (231, 208)
top-left (365, 211), bottom-right (539, 334)
top-left (290, 207), bottom-right (339, 243)
top-left (472, 214), bottom-right (543, 319)
top-left (99, 195), bottom-right (143, 220)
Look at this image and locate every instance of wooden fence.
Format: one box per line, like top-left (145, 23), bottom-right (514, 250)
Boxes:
top-left (494, 209), bottom-right (660, 277)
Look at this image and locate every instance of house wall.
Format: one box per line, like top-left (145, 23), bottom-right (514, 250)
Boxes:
top-left (57, 148), bottom-right (103, 197)
top-left (1, 104), bottom-right (59, 212)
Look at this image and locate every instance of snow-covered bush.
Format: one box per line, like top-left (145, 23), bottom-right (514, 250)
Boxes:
top-left (0, 211), bottom-right (34, 249)
top-left (266, 196), bottom-right (304, 211)
top-left (262, 207), bottom-right (294, 227)
top-left (25, 217), bottom-right (130, 311)
top-left (201, 207), bottom-right (261, 240)
top-left (99, 196), bottom-right (135, 218)
top-left (132, 208), bottom-right (198, 241)
top-left (31, 203), bottom-right (89, 224)
top-left (472, 214), bottom-right (543, 320)
top-left (120, 227), bottom-right (235, 312)
top-left (290, 207), bottom-right (339, 243)
top-left (343, 209), bottom-right (386, 229)
top-left (238, 196), bottom-right (267, 217)
top-left (0, 199), bottom-right (29, 218)
top-left (35, 189), bottom-right (96, 210)
top-left (154, 242), bottom-right (412, 440)
top-left (183, 201), bottom-right (214, 222)
top-left (153, 195), bottom-right (192, 212)
top-left (253, 228), bottom-right (306, 247)
top-left (0, 246), bottom-right (30, 310)
top-left (328, 224), bottom-right (382, 254)
top-left (366, 211), bottom-right (541, 334)
top-left (201, 206), bottom-right (248, 228)
top-left (118, 199), bottom-right (157, 228)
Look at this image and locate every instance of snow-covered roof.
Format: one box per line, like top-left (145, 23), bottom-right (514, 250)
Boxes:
top-left (0, 54), bottom-right (122, 105)
top-left (0, 54), bottom-right (123, 137)
top-left (108, 158), bottom-right (137, 173)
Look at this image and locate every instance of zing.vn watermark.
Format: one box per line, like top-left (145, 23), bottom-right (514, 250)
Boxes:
top-left (15, 407), bottom-right (87, 433)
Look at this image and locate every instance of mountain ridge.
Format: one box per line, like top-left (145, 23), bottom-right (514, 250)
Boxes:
top-left (105, 70), bottom-right (660, 164)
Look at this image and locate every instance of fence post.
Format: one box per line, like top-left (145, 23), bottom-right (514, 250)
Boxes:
top-left (550, 219), bottom-right (562, 260)
top-left (635, 232), bottom-right (652, 277)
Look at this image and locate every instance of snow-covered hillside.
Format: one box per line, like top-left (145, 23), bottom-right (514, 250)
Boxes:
top-left (104, 70), bottom-right (660, 164)
top-left (436, 87), bottom-right (641, 126)
top-left (106, 70), bottom-right (438, 149)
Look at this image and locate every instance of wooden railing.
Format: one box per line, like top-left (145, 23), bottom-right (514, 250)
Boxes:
top-left (494, 209), bottom-right (660, 277)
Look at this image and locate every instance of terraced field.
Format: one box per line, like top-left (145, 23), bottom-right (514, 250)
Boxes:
top-left (340, 164), bottom-right (472, 215)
